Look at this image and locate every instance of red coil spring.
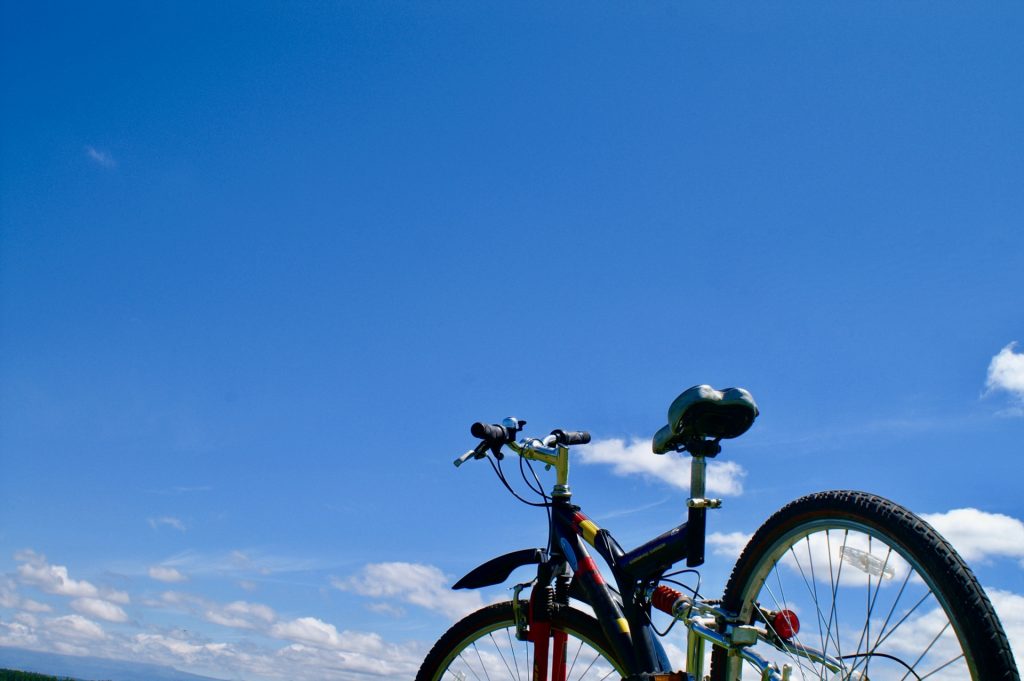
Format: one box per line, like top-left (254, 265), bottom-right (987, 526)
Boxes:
top-left (651, 585), bottom-right (682, 615)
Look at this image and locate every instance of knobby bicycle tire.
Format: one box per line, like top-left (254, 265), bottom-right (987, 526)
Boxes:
top-left (416, 600), bottom-right (628, 681)
top-left (708, 490), bottom-right (1019, 681)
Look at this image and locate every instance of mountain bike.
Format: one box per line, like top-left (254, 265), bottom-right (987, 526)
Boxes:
top-left (416, 385), bottom-right (1019, 681)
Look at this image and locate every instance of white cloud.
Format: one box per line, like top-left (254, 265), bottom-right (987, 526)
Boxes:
top-left (987, 343), bottom-right (1024, 416)
top-left (17, 554), bottom-right (99, 598)
top-left (576, 437), bottom-right (746, 496)
top-left (0, 604), bottom-right (425, 681)
top-left (133, 632), bottom-right (206, 659)
top-left (13, 612), bottom-right (39, 628)
top-left (148, 566), bottom-right (187, 583)
top-left (70, 597), bottom-right (129, 623)
top-left (48, 614), bottom-right (106, 640)
top-left (0, 577), bottom-right (21, 608)
top-left (21, 599), bottom-right (52, 613)
top-left (271, 617), bottom-right (350, 649)
top-left (147, 588), bottom-right (424, 676)
top-left (1, 575), bottom-right (52, 613)
top-left (148, 516), bottom-right (186, 531)
top-left (104, 588), bottom-right (131, 604)
top-left (334, 562), bottom-right (485, 621)
top-left (0, 620), bottom-right (38, 648)
top-left (987, 342), bottom-right (1024, 396)
top-left (14, 550), bottom-right (128, 604)
top-left (156, 590), bottom-right (276, 631)
top-left (920, 508), bottom-right (1024, 563)
top-left (707, 531), bottom-right (751, 560)
top-left (276, 641), bottom-right (422, 679)
top-left (203, 600), bottom-right (275, 630)
top-left (85, 146), bottom-right (116, 168)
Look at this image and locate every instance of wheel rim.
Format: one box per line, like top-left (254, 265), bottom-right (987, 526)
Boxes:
top-left (429, 617), bottom-right (626, 681)
top-left (728, 518), bottom-right (980, 681)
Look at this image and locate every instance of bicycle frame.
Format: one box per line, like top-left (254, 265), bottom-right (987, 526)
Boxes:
top-left (539, 498), bottom-right (671, 676)
top-left (492, 438), bottom-right (846, 681)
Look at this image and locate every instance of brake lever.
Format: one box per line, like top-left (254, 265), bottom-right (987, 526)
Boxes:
top-left (453, 441), bottom-right (490, 467)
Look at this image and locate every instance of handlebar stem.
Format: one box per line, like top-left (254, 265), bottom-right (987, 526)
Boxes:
top-left (506, 440), bottom-right (572, 497)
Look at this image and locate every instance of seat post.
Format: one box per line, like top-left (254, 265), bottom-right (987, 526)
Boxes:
top-left (687, 455), bottom-right (707, 567)
top-left (685, 439), bottom-right (723, 567)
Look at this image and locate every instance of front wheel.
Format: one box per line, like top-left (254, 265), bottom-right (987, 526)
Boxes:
top-left (709, 491), bottom-right (1019, 681)
top-left (416, 600), bottom-right (629, 681)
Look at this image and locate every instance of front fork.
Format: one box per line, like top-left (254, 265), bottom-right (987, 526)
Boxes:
top-left (513, 581), bottom-right (569, 681)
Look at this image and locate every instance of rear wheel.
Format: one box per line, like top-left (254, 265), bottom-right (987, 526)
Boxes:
top-left (416, 600), bottom-right (627, 681)
top-left (709, 491), bottom-right (1019, 681)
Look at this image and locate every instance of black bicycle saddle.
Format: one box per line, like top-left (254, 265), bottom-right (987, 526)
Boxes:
top-left (652, 385), bottom-right (759, 454)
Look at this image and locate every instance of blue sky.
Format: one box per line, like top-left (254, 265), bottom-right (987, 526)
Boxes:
top-left (1, 2), bottom-right (1022, 679)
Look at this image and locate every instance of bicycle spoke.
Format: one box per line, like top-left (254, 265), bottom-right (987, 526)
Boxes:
top-left (456, 649), bottom-right (485, 681)
top-left (821, 528), bottom-right (847, 672)
top-left (847, 538), bottom-right (888, 677)
top-left (762, 579), bottom-right (820, 680)
top-left (573, 648), bottom-right (601, 680)
top-left (505, 627), bottom-right (522, 681)
top-left (565, 637), bottom-right (584, 680)
top-left (774, 546), bottom-right (815, 671)
top-left (472, 641), bottom-right (493, 681)
top-left (847, 544), bottom-right (895, 679)
top-left (525, 634), bottom-right (530, 679)
top-left (489, 632), bottom-right (517, 680)
top-left (918, 652), bottom-right (965, 680)
top-left (801, 537), bottom-right (833, 668)
top-left (898, 620), bottom-right (951, 681)
top-left (865, 588), bottom-right (934, 653)
top-left (859, 559), bottom-right (914, 672)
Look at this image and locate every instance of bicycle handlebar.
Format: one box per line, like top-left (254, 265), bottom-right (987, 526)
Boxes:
top-left (550, 429), bottom-right (591, 446)
top-left (453, 419), bottom-right (590, 469)
top-left (471, 421), bottom-right (510, 442)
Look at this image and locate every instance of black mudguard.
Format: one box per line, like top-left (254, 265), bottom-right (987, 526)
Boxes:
top-left (452, 548), bottom-right (546, 590)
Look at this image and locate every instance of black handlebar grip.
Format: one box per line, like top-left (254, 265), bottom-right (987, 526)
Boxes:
top-left (471, 422), bottom-right (507, 442)
top-left (551, 429), bottom-right (591, 445)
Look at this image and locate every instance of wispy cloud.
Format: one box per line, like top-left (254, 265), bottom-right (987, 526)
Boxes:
top-left (149, 589), bottom-right (421, 677)
top-left (0, 576), bottom-right (52, 613)
top-left (986, 342), bottom-right (1024, 415)
top-left (85, 146), bottom-right (116, 168)
top-left (48, 613), bottom-right (106, 641)
top-left (592, 496), bottom-right (672, 521)
top-left (157, 591), bottom-right (275, 631)
top-left (147, 566), bottom-right (187, 583)
top-left (334, 562), bottom-right (486, 621)
top-left (2, 552), bottom-right (425, 680)
top-left (155, 547), bottom-right (320, 578)
top-left (147, 516), bottom-right (186, 532)
top-left (204, 600), bottom-right (275, 630)
top-left (70, 597), bottom-right (129, 623)
top-left (706, 531), bottom-right (752, 560)
top-left (576, 437), bottom-right (746, 496)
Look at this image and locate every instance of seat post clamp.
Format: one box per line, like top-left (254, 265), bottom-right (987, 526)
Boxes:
top-left (687, 498), bottom-right (723, 510)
